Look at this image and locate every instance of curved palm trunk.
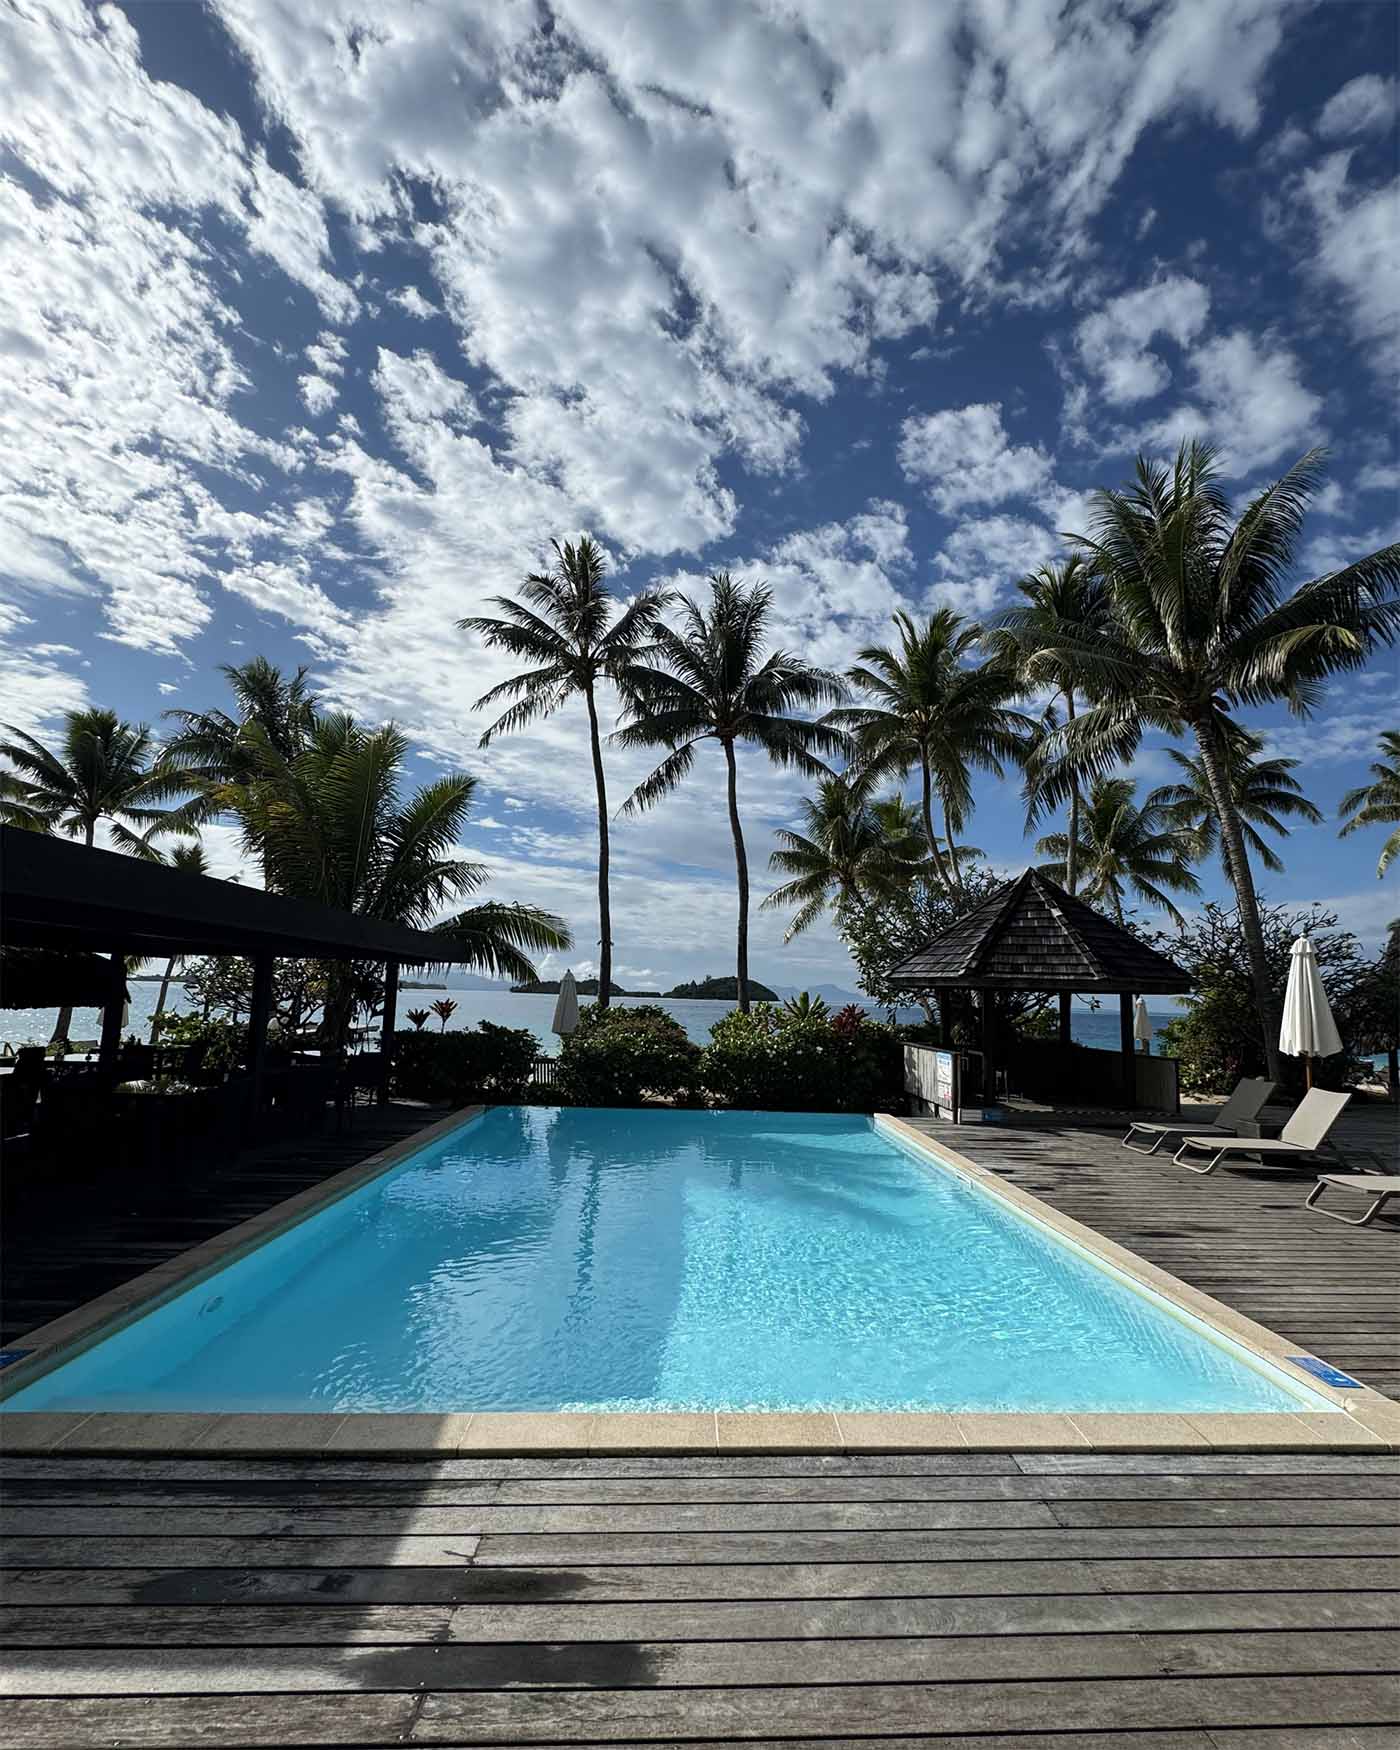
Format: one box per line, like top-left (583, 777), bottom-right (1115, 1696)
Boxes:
top-left (52, 818), bottom-right (96, 1044)
top-left (942, 800), bottom-right (965, 896)
top-left (583, 683), bottom-right (612, 1010)
top-left (1194, 719), bottom-right (1282, 1082)
top-left (723, 739), bottom-right (751, 1014)
top-left (919, 761), bottom-right (952, 894)
top-left (150, 956), bottom-right (179, 1043)
top-left (1064, 690), bottom-right (1081, 896)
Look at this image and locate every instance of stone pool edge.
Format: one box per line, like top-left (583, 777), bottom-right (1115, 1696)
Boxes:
top-left (2, 1103), bottom-right (1397, 1457)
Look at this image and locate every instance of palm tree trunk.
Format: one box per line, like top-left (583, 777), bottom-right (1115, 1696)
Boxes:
top-left (942, 800), bottom-right (965, 896)
top-left (1064, 690), bottom-right (1081, 896)
top-left (723, 739), bottom-right (751, 1014)
top-left (1194, 718), bottom-right (1282, 1082)
top-left (150, 957), bottom-right (178, 1043)
top-left (52, 817), bottom-right (96, 1043)
top-left (583, 683), bottom-right (612, 1010)
top-left (919, 761), bottom-right (953, 893)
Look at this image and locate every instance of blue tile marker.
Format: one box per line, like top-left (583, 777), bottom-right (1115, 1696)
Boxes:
top-left (1289, 1356), bottom-right (1363, 1389)
top-left (0, 1349), bottom-right (34, 1371)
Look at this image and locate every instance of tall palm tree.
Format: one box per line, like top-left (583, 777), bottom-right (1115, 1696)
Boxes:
top-left (613, 573), bottom-right (848, 1011)
top-left (762, 771), bottom-right (923, 939)
top-left (830, 608), bottom-right (1031, 894)
top-left (992, 442), bottom-right (1400, 1079)
top-left (1153, 726), bottom-right (1321, 875)
top-left (1339, 730), bottom-right (1400, 878)
top-left (226, 712), bottom-right (571, 1045)
top-left (0, 708), bottom-right (195, 1041)
top-left (460, 537), bottom-right (670, 1007)
top-left (1036, 775), bottom-right (1200, 925)
top-left (149, 840), bottom-right (210, 1042)
top-left (995, 555), bottom-right (1108, 895)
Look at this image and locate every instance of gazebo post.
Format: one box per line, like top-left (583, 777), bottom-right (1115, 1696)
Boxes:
top-left (1119, 991), bottom-right (1136, 1107)
top-left (97, 953), bottom-right (126, 1072)
top-left (247, 952), bottom-right (275, 1124)
top-left (1058, 991), bottom-right (1072, 1045)
top-left (378, 958), bottom-right (400, 1104)
top-left (980, 990), bottom-right (996, 1102)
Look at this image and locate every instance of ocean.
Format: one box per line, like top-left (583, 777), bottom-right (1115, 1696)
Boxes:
top-left (2, 981), bottom-right (1184, 1057)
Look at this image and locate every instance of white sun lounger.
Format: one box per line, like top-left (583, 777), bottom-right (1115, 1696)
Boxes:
top-left (1172, 1087), bottom-right (1352, 1176)
top-left (1305, 1174), bottom-right (1400, 1227)
top-left (1122, 1077), bottom-right (1274, 1154)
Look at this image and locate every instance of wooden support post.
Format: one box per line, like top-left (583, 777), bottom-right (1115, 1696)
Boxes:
top-left (97, 954), bottom-right (126, 1073)
top-left (247, 952), bottom-right (275, 1126)
top-left (980, 990), bottom-right (997, 1102)
top-left (1058, 991), bottom-right (1072, 1045)
top-left (379, 958), bottom-right (400, 1104)
top-left (1119, 990), bottom-right (1136, 1109)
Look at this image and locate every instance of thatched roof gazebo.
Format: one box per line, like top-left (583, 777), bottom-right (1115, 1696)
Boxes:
top-left (888, 869), bottom-right (1192, 1107)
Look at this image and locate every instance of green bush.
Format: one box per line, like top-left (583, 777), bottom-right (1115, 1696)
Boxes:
top-left (556, 1004), bottom-right (701, 1106)
top-left (390, 1021), bottom-right (539, 1104)
top-left (151, 1012), bottom-right (247, 1081)
top-left (701, 1005), bottom-right (902, 1112)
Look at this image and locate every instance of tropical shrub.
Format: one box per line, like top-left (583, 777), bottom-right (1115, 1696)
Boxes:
top-left (150, 1012), bottom-right (246, 1081)
top-left (556, 1004), bottom-right (701, 1107)
top-left (390, 1021), bottom-right (539, 1104)
top-left (701, 1005), bottom-right (902, 1112)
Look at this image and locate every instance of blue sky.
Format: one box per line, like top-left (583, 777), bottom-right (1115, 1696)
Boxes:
top-left (1, 0), bottom-right (1396, 991)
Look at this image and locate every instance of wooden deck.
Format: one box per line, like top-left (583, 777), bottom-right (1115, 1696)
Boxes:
top-left (1, 1447), bottom-right (1397, 1745)
top-left (912, 1102), bottom-right (1400, 1403)
top-left (0, 1102), bottom-right (450, 1347)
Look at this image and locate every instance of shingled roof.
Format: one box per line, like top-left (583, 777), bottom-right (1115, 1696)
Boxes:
top-left (887, 868), bottom-right (1192, 994)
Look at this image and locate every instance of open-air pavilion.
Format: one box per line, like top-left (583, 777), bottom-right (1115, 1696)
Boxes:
top-left (888, 867), bottom-right (1193, 1111)
top-left (0, 824), bottom-right (482, 1121)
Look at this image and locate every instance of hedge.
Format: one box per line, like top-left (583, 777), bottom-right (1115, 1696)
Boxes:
top-left (390, 1021), bottom-right (539, 1104)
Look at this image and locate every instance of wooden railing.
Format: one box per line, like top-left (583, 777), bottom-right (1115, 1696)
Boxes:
top-left (531, 1057), bottom-right (559, 1087)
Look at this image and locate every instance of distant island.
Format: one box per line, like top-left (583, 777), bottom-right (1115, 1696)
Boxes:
top-left (511, 978), bottom-right (628, 996)
top-left (666, 975), bottom-right (779, 1001)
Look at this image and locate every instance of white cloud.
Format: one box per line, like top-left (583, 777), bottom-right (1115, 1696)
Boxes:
top-left (298, 374), bottom-right (339, 415)
top-left (930, 514), bottom-right (1059, 617)
top-left (1358, 461), bottom-right (1400, 493)
top-left (1299, 151), bottom-right (1400, 381)
top-left (1074, 274), bottom-right (1211, 405)
top-left (0, 606), bottom-right (89, 738)
top-left (898, 403), bottom-right (1054, 512)
top-left (1300, 522), bottom-right (1399, 580)
top-left (1317, 74), bottom-right (1397, 141)
top-left (1133, 330), bottom-right (1324, 476)
top-left (389, 286), bottom-right (439, 320)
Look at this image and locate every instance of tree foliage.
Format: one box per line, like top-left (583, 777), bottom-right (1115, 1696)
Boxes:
top-left (1339, 729), bottom-right (1400, 879)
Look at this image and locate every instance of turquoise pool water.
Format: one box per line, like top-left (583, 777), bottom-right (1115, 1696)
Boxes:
top-left (4, 1107), bottom-right (1324, 1414)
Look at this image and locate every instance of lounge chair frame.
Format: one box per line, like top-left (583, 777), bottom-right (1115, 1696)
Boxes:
top-left (1122, 1077), bottom-right (1274, 1155)
top-left (1305, 1172), bottom-right (1400, 1227)
top-left (1172, 1088), bottom-right (1353, 1177)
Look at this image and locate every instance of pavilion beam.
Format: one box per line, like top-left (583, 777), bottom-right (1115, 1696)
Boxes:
top-left (379, 958), bottom-right (400, 1104)
top-left (980, 990), bottom-right (997, 1103)
top-left (247, 951), bottom-right (275, 1126)
top-left (1058, 991), bottom-right (1072, 1045)
top-left (97, 953), bottom-right (126, 1073)
top-left (1119, 990), bottom-right (1136, 1109)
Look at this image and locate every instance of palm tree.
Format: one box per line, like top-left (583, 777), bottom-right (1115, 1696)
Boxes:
top-left (762, 770), bottom-right (923, 939)
top-left (613, 573), bottom-right (848, 1011)
top-left (0, 708), bottom-right (195, 1041)
top-left (996, 556), bottom-right (1108, 895)
top-left (149, 840), bottom-right (210, 1041)
top-left (1339, 730), bottom-right (1400, 878)
top-left (830, 608), bottom-right (1031, 894)
top-left (431, 998), bottom-right (458, 1033)
top-left (1153, 726), bottom-right (1322, 875)
top-left (992, 442), bottom-right (1400, 1079)
top-left (1037, 775), bottom-right (1201, 925)
top-left (460, 537), bottom-right (670, 1009)
top-left (225, 712), bottom-right (571, 1045)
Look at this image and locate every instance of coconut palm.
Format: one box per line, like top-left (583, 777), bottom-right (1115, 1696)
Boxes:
top-left (225, 712), bottom-right (570, 1045)
top-left (762, 770), bottom-right (924, 940)
top-left (992, 442), bottom-right (1400, 1079)
top-left (1339, 730), bottom-right (1400, 879)
top-left (613, 573), bottom-right (848, 1011)
top-left (460, 537), bottom-right (670, 1009)
top-left (1036, 775), bottom-right (1201, 926)
top-left (149, 840), bottom-right (211, 1042)
top-left (0, 708), bottom-right (195, 1041)
top-left (829, 608), bottom-right (1031, 894)
top-left (1153, 726), bottom-right (1321, 876)
top-left (995, 555), bottom-right (1108, 895)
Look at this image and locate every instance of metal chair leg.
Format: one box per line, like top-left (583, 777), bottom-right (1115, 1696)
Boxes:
top-left (1174, 1140), bottom-right (1226, 1174)
top-left (1306, 1180), bottom-right (1395, 1227)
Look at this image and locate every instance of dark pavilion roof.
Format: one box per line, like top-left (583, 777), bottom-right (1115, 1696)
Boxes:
top-left (887, 868), bottom-right (1193, 995)
top-left (0, 947), bottom-right (129, 1010)
top-left (0, 826), bottom-right (490, 967)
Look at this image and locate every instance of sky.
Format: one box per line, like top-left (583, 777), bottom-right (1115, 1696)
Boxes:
top-left (1, 0), bottom-right (1397, 993)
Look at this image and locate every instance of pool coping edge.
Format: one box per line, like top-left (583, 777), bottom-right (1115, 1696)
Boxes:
top-left (2, 1104), bottom-right (1396, 1457)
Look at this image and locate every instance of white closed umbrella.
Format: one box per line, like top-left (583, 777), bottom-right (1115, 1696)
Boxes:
top-left (1133, 996), bottom-right (1152, 1054)
top-left (551, 969), bottom-right (580, 1039)
top-left (1280, 933), bottom-right (1342, 1087)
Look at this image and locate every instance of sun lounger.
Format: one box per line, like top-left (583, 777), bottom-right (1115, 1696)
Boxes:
top-left (1172, 1087), bottom-right (1351, 1176)
top-left (1123, 1076), bottom-right (1274, 1154)
top-left (1305, 1173), bottom-right (1400, 1227)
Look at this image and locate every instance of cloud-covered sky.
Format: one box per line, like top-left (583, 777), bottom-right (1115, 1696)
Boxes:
top-left (2, 0), bottom-right (1397, 985)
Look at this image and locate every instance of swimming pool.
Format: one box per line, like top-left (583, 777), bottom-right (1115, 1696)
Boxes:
top-left (3, 1106), bottom-right (1332, 1415)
